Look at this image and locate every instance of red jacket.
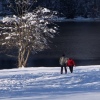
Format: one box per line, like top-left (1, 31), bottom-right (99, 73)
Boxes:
top-left (67, 59), bottom-right (75, 67)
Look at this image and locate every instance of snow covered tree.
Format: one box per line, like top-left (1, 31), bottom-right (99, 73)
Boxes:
top-left (0, 0), bottom-right (58, 68)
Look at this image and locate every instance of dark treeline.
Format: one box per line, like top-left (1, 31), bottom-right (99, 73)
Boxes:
top-left (37, 0), bottom-right (100, 18)
top-left (0, 0), bottom-right (100, 18)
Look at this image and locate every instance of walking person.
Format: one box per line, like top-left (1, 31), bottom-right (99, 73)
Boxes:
top-left (67, 58), bottom-right (75, 73)
top-left (59, 54), bottom-right (67, 74)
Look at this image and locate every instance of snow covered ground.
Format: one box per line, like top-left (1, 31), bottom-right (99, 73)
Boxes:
top-left (0, 65), bottom-right (100, 100)
top-left (51, 16), bottom-right (100, 22)
top-left (1, 16), bottom-right (100, 22)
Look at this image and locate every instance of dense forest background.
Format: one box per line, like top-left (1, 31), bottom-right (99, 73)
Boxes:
top-left (0, 0), bottom-right (100, 18)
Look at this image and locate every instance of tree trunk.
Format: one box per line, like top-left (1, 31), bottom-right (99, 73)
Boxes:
top-left (18, 48), bottom-right (30, 68)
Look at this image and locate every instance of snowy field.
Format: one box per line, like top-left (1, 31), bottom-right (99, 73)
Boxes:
top-left (0, 65), bottom-right (100, 100)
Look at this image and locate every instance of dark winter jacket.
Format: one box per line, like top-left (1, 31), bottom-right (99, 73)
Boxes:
top-left (67, 59), bottom-right (75, 67)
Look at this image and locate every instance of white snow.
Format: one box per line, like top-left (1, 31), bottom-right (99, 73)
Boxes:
top-left (1, 16), bottom-right (100, 22)
top-left (42, 8), bottom-right (50, 13)
top-left (0, 65), bottom-right (100, 100)
top-left (5, 36), bottom-right (11, 39)
top-left (53, 17), bottom-right (100, 22)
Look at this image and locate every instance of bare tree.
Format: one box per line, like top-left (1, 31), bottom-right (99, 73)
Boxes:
top-left (0, 0), bottom-right (58, 68)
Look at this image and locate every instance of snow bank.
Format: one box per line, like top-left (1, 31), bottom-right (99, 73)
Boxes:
top-left (1, 16), bottom-right (100, 22)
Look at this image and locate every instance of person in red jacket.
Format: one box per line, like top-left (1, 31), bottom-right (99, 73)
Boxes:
top-left (66, 58), bottom-right (75, 73)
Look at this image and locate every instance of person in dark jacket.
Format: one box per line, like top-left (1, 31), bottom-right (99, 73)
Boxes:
top-left (59, 54), bottom-right (67, 74)
top-left (66, 58), bottom-right (75, 73)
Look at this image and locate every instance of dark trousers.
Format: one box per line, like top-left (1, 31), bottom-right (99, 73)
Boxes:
top-left (68, 66), bottom-right (73, 73)
top-left (61, 64), bottom-right (67, 74)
